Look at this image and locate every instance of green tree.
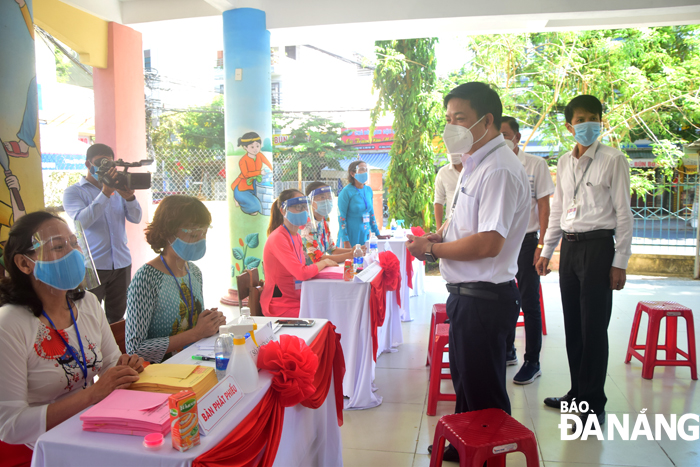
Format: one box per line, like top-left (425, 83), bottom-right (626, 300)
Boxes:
top-left (151, 95), bottom-right (225, 151)
top-left (445, 27), bottom-right (700, 193)
top-left (273, 113), bottom-right (356, 181)
top-left (370, 38), bottom-right (443, 230)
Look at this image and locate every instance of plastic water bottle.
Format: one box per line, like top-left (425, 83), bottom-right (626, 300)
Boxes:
top-left (369, 233), bottom-right (378, 256)
top-left (390, 218), bottom-right (398, 231)
top-left (215, 327), bottom-right (232, 381)
top-left (237, 306), bottom-right (254, 326)
top-left (353, 244), bottom-right (364, 274)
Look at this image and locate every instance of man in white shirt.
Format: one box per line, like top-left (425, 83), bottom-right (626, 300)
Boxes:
top-left (433, 159), bottom-right (462, 230)
top-left (536, 95), bottom-right (633, 426)
top-left (408, 82), bottom-right (530, 463)
top-left (500, 116), bottom-right (555, 385)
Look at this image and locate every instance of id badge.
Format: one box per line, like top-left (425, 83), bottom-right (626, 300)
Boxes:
top-left (294, 280), bottom-right (302, 290)
top-left (363, 214), bottom-right (370, 224)
top-left (566, 203), bottom-right (577, 220)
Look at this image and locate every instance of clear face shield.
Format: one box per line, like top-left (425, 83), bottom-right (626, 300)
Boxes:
top-left (282, 196), bottom-right (312, 230)
top-left (27, 220), bottom-right (100, 294)
top-left (171, 224), bottom-right (211, 262)
top-left (308, 186), bottom-right (336, 223)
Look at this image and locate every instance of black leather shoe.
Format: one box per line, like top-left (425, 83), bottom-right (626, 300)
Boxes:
top-left (579, 410), bottom-right (606, 426)
top-left (544, 394), bottom-right (574, 409)
top-left (427, 444), bottom-right (460, 462)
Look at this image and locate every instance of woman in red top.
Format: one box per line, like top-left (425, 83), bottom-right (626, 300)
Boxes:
top-left (261, 189), bottom-right (337, 317)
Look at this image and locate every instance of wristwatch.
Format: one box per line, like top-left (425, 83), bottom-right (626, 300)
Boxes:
top-left (424, 243), bottom-right (437, 263)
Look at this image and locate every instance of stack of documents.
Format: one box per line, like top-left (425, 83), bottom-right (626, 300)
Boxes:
top-left (128, 364), bottom-right (218, 399)
top-left (80, 390), bottom-right (170, 436)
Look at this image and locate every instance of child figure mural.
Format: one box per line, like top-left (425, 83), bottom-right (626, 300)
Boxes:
top-left (232, 132), bottom-right (273, 216)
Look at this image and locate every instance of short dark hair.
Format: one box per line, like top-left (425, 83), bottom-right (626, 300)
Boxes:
top-left (444, 82), bottom-right (502, 130)
top-left (305, 181), bottom-right (328, 196)
top-left (0, 211), bottom-right (85, 317)
top-left (501, 116), bottom-right (519, 134)
top-left (565, 95), bottom-right (603, 124)
top-left (238, 132), bottom-right (261, 148)
top-left (145, 195), bottom-right (212, 253)
top-left (86, 143), bottom-right (114, 161)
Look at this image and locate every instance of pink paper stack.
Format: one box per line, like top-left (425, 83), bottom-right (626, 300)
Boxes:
top-left (313, 266), bottom-right (344, 280)
top-left (80, 389), bottom-right (171, 436)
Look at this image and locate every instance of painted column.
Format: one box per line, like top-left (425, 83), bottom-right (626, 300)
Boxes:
top-left (93, 22), bottom-right (151, 274)
top-left (0, 0), bottom-right (44, 259)
top-left (221, 8), bottom-right (272, 301)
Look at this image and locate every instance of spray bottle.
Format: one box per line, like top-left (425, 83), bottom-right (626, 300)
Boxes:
top-left (225, 323), bottom-right (259, 393)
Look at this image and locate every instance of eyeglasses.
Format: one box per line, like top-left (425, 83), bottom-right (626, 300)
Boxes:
top-left (178, 226), bottom-right (211, 241)
top-left (355, 167), bottom-right (368, 174)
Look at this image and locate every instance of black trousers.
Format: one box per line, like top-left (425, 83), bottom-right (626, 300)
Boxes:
top-left (559, 236), bottom-right (614, 414)
top-left (446, 282), bottom-right (521, 415)
top-left (92, 265), bottom-right (132, 324)
top-left (507, 233), bottom-right (543, 363)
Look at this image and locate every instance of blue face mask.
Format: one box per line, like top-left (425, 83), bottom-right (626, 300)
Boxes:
top-left (355, 172), bottom-right (369, 185)
top-left (286, 210), bottom-right (309, 227)
top-left (27, 249), bottom-right (86, 290)
top-left (171, 238), bottom-right (207, 261)
top-left (89, 165), bottom-right (98, 175)
top-left (315, 199), bottom-right (333, 217)
top-left (573, 122), bottom-right (601, 147)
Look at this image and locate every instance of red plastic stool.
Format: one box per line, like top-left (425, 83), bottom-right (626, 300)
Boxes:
top-left (427, 303), bottom-right (449, 365)
top-left (515, 283), bottom-right (547, 335)
top-left (427, 323), bottom-right (455, 416)
top-left (625, 301), bottom-right (697, 380)
top-left (430, 409), bottom-right (539, 467)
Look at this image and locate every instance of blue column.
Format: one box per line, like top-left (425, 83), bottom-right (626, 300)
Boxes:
top-left (223, 8), bottom-right (272, 292)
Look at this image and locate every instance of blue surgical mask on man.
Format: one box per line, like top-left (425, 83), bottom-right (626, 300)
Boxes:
top-left (355, 172), bottom-right (369, 185)
top-left (573, 122), bottom-right (601, 147)
top-left (170, 238), bottom-right (207, 261)
top-left (26, 249), bottom-right (86, 290)
top-left (315, 199), bottom-right (333, 217)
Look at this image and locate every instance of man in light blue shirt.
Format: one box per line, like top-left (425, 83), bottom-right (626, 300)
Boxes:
top-left (63, 144), bottom-right (142, 323)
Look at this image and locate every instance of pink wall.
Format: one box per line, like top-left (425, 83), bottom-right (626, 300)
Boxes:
top-left (93, 22), bottom-right (150, 276)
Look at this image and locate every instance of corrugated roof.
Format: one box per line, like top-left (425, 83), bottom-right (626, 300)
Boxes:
top-left (338, 153), bottom-right (391, 171)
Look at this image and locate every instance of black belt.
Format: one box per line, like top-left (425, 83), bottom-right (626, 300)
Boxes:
top-left (563, 229), bottom-right (614, 242)
top-left (446, 280), bottom-right (515, 301)
top-left (524, 232), bottom-right (538, 240)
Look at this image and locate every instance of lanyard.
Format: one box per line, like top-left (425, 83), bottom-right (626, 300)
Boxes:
top-left (283, 225), bottom-right (304, 265)
top-left (451, 141), bottom-right (506, 213)
top-left (160, 255), bottom-right (195, 328)
top-left (572, 158), bottom-right (593, 203)
top-left (42, 299), bottom-right (88, 388)
top-left (318, 220), bottom-right (328, 251)
top-left (354, 186), bottom-right (368, 211)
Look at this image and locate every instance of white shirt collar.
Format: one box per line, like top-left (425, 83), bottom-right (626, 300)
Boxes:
top-left (571, 140), bottom-right (600, 161)
top-left (461, 134), bottom-right (505, 169)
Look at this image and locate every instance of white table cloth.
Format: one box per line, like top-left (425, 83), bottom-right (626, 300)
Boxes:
top-left (411, 258), bottom-right (425, 297)
top-left (378, 237), bottom-right (412, 322)
top-left (299, 279), bottom-right (382, 410)
top-left (31, 318), bottom-right (342, 467)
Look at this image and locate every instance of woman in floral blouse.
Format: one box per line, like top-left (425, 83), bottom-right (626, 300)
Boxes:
top-left (301, 182), bottom-right (359, 264)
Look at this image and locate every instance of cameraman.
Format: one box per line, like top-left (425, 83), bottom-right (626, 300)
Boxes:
top-left (63, 143), bottom-right (142, 324)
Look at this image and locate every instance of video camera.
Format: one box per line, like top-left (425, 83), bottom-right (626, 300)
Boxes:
top-left (97, 158), bottom-right (154, 191)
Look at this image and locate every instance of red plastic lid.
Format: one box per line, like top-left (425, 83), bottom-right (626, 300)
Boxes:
top-left (143, 433), bottom-right (164, 447)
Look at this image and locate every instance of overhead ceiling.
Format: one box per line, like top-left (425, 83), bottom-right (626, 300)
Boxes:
top-left (62, 0), bottom-right (700, 43)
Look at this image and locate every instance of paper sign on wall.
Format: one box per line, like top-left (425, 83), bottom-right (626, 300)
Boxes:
top-left (197, 376), bottom-right (244, 435)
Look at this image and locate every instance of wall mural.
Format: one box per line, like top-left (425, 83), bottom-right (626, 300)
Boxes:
top-left (0, 0), bottom-right (45, 262)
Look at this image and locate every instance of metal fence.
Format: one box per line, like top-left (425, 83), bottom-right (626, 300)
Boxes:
top-left (631, 181), bottom-right (699, 253)
top-left (150, 148), bottom-right (227, 202)
top-left (150, 148), bottom-right (349, 202)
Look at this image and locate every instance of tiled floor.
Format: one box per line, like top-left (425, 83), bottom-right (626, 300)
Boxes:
top-left (340, 274), bottom-right (700, 467)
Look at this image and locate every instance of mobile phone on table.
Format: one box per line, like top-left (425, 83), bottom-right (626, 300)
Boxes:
top-left (276, 319), bottom-right (315, 327)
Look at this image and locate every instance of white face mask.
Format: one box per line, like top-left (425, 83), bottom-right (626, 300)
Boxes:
top-left (442, 115), bottom-right (487, 156)
top-left (505, 139), bottom-right (516, 151)
top-left (450, 153), bottom-right (463, 165)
